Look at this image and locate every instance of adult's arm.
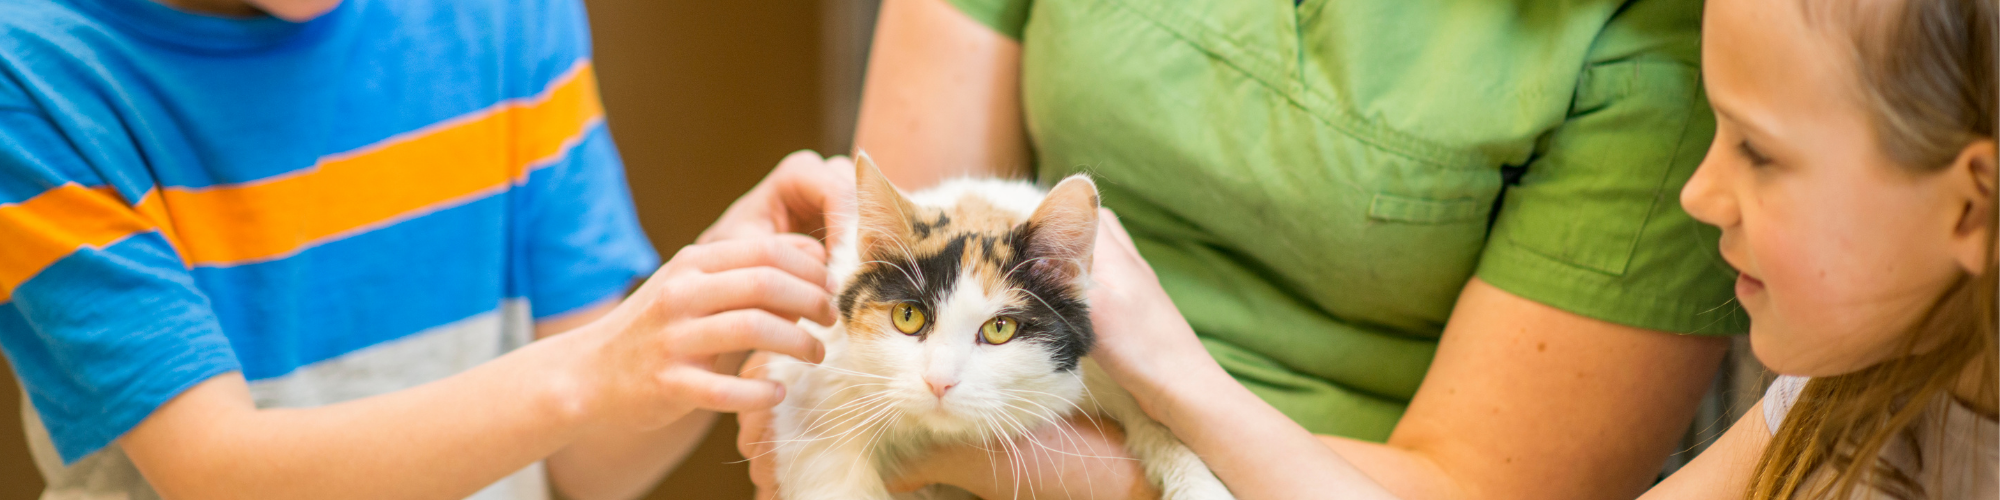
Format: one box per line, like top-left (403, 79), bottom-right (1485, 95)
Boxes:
top-left (910, 214), bottom-right (1730, 500)
top-left (1302, 279), bottom-right (1728, 499)
top-left (118, 237), bottom-right (835, 500)
top-left (851, 0), bottom-right (1031, 186)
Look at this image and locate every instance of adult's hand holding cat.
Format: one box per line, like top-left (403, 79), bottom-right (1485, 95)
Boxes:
top-left (699, 150), bottom-right (857, 249)
top-left (1082, 209), bottom-right (1230, 410)
top-left (1084, 211), bottom-right (1404, 500)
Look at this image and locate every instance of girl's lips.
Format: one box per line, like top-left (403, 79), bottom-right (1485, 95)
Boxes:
top-left (1736, 273), bottom-right (1765, 297)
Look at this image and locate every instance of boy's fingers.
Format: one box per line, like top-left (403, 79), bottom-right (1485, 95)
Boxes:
top-left (674, 310), bottom-right (824, 363)
top-left (684, 237), bottom-right (829, 288)
top-left (667, 367), bottom-right (788, 412)
top-left (683, 267), bottom-right (836, 325)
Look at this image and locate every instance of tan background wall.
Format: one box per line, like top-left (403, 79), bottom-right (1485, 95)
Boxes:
top-left (0, 0), bottom-right (865, 497)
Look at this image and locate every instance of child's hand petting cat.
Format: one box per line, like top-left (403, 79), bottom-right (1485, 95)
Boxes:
top-left (1086, 209), bottom-right (1233, 410)
top-left (558, 235), bottom-right (833, 433)
top-left (699, 150), bottom-right (857, 250)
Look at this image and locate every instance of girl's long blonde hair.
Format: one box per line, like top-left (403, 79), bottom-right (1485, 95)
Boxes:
top-left (1749, 0), bottom-right (1999, 498)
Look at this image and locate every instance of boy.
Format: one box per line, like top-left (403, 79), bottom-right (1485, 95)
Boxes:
top-left (0, 0), bottom-right (844, 497)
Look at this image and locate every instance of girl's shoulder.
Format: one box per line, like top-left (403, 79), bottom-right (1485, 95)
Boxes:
top-left (1760, 375), bottom-right (1998, 498)
top-left (1761, 375), bottom-right (1810, 434)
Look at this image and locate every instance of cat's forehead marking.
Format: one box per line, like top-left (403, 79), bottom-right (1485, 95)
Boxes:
top-left (906, 196), bottom-right (1025, 256)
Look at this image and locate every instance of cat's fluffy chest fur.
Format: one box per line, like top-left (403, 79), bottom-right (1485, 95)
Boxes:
top-left (759, 156), bottom-right (1233, 500)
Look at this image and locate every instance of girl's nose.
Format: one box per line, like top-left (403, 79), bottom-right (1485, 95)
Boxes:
top-left (1681, 153), bottom-right (1741, 229)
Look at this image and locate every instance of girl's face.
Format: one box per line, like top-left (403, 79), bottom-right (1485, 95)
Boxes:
top-left (1685, 0), bottom-right (1992, 376)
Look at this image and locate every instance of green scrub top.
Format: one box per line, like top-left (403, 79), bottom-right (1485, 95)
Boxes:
top-left (946, 0), bottom-right (1748, 441)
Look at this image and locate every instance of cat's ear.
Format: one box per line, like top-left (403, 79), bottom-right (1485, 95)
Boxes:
top-left (1024, 175), bottom-right (1100, 283)
top-left (855, 151), bottom-right (918, 258)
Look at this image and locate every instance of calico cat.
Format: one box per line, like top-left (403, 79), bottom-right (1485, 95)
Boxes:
top-left (759, 154), bottom-right (1235, 500)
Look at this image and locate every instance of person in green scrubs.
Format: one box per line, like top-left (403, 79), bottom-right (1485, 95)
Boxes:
top-left (725, 0), bottom-right (1748, 497)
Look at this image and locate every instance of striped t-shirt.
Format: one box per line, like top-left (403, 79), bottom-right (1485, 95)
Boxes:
top-left (0, 0), bottom-right (658, 497)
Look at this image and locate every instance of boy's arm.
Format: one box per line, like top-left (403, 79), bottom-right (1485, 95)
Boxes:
top-left (117, 236), bottom-right (835, 500)
top-left (538, 301), bottom-right (726, 500)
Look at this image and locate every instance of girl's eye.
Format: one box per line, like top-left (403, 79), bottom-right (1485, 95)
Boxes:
top-left (981, 316), bottom-right (1018, 345)
top-left (891, 302), bottom-right (927, 335)
top-left (1737, 139), bottom-right (1776, 167)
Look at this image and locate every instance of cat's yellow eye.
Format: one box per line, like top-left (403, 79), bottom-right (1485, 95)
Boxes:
top-left (981, 317), bottom-right (1018, 345)
top-left (891, 302), bottom-right (927, 335)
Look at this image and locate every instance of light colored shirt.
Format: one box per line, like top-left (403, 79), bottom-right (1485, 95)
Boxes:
top-left (1764, 375), bottom-right (1999, 499)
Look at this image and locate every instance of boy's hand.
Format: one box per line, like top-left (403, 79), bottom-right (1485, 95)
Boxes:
top-left (700, 150), bottom-right (856, 248)
top-left (567, 234), bottom-right (835, 432)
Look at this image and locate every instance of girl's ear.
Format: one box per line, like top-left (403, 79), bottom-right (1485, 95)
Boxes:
top-left (1947, 139), bottom-right (1997, 275)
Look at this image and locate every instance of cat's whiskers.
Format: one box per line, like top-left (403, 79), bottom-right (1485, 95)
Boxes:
top-left (795, 390), bottom-right (895, 430)
top-left (987, 404), bottom-right (1065, 499)
top-left (745, 394), bottom-right (899, 454)
top-left (983, 412), bottom-right (1030, 500)
top-left (1004, 285), bottom-right (1081, 332)
top-left (998, 398), bottom-right (1081, 498)
top-left (798, 393), bottom-right (899, 441)
top-left (824, 396), bottom-right (906, 455)
top-left (860, 259), bottom-right (924, 292)
top-left (858, 224), bottom-right (926, 286)
top-left (836, 404), bottom-right (905, 487)
top-left (1061, 371), bottom-right (1116, 439)
top-left (765, 359), bottom-right (898, 382)
top-left (989, 396), bottom-right (1132, 462)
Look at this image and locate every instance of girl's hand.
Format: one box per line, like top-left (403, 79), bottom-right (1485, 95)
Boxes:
top-left (1085, 210), bottom-right (1231, 407)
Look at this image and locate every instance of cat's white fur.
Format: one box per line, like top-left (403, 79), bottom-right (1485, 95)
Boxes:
top-left (761, 175), bottom-right (1235, 500)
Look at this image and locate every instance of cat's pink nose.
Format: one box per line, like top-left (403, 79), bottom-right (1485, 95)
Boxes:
top-left (926, 378), bottom-right (957, 399)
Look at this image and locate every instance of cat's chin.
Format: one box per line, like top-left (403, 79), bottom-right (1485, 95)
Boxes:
top-left (894, 403), bottom-right (1018, 441)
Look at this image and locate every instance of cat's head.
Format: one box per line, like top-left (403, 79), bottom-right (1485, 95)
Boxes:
top-left (829, 153), bottom-right (1098, 434)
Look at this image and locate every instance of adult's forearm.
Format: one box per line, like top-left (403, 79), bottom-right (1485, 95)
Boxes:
top-left (1142, 366), bottom-right (1404, 500)
top-left (122, 332), bottom-right (601, 500)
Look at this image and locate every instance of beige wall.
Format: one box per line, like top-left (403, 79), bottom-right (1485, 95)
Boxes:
top-left (0, 1), bottom-right (840, 498)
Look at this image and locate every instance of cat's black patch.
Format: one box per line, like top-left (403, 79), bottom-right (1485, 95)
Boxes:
top-left (840, 235), bottom-right (967, 328)
top-left (1002, 223), bottom-right (1093, 371)
top-left (909, 213), bottom-right (952, 240)
top-left (838, 226), bottom-right (1093, 372)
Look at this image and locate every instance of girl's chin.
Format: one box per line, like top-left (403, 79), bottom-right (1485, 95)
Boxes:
top-left (1748, 329), bottom-right (1877, 377)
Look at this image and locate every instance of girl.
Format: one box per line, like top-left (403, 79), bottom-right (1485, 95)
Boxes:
top-left (1645, 0), bottom-right (2000, 497)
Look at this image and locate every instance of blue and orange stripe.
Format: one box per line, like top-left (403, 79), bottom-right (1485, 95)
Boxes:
top-left (0, 61), bottom-right (606, 302)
